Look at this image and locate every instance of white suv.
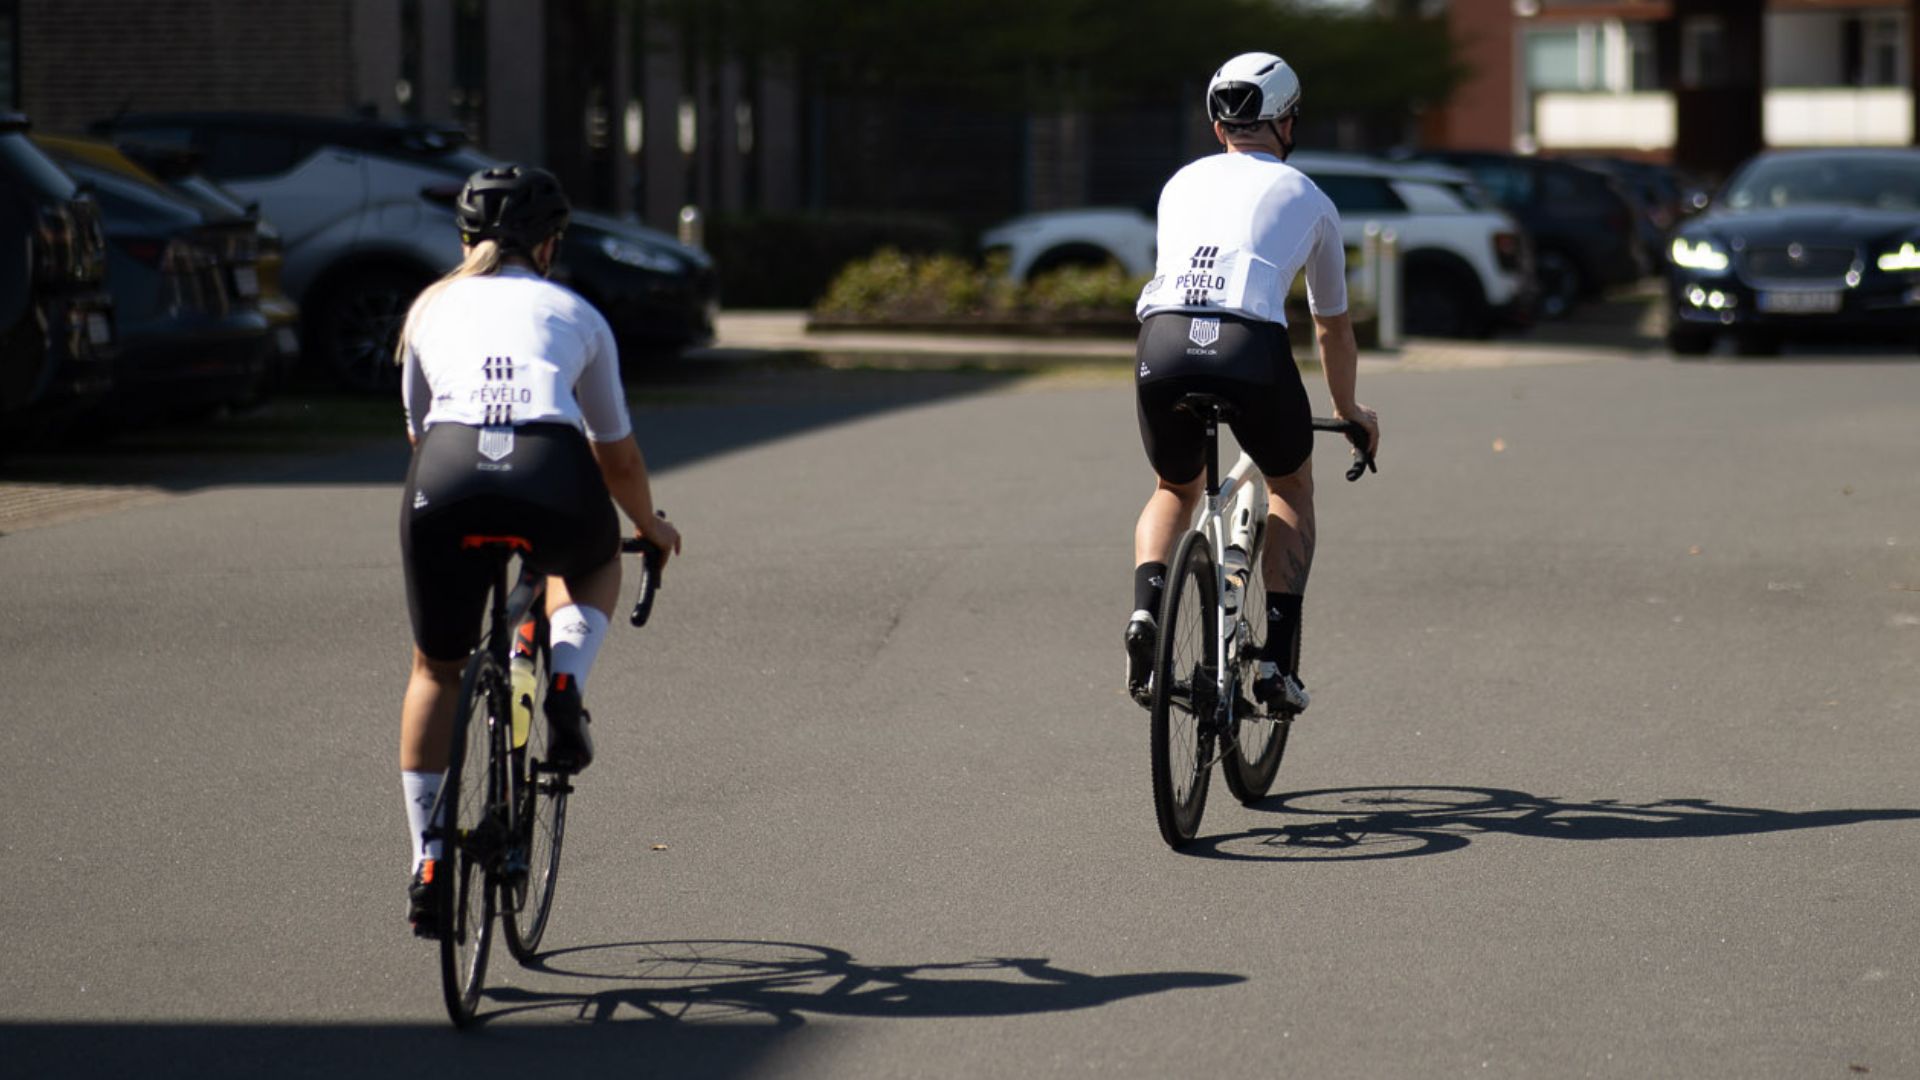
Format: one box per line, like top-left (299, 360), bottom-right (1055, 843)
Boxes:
top-left (980, 152), bottom-right (1534, 338)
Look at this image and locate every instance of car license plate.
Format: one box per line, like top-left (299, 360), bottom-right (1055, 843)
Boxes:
top-left (86, 313), bottom-right (112, 345)
top-left (1757, 290), bottom-right (1841, 314)
top-left (232, 265), bottom-right (260, 298)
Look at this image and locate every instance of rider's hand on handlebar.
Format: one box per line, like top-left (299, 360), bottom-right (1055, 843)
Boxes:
top-left (639, 514), bottom-right (682, 561)
top-left (1337, 402), bottom-right (1380, 459)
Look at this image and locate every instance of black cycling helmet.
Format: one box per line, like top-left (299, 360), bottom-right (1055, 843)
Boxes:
top-left (455, 164), bottom-right (570, 251)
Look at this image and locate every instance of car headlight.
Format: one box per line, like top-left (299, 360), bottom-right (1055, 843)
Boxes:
top-left (1670, 237), bottom-right (1730, 272)
top-left (597, 235), bottom-right (682, 273)
top-left (1876, 242), bottom-right (1920, 272)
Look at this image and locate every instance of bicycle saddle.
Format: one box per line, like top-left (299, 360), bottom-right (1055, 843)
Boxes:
top-left (1175, 392), bottom-right (1239, 422)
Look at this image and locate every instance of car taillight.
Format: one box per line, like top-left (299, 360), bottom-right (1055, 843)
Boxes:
top-left (119, 238), bottom-right (169, 266)
top-left (32, 204), bottom-right (79, 283)
top-left (1493, 231), bottom-right (1523, 272)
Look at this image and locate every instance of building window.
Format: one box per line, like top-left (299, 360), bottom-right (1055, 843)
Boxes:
top-left (1862, 14), bottom-right (1906, 87)
top-left (1625, 22), bottom-right (1659, 91)
top-left (1681, 15), bottom-right (1729, 89)
top-left (1525, 27), bottom-right (1593, 92)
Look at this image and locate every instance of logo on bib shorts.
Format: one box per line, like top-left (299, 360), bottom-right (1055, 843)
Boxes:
top-left (478, 426), bottom-right (516, 462)
top-left (1188, 318), bottom-right (1221, 348)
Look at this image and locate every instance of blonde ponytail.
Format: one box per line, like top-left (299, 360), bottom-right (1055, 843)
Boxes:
top-left (392, 240), bottom-right (511, 367)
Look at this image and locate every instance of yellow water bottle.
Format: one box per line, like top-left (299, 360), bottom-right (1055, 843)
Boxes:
top-left (509, 652), bottom-right (535, 751)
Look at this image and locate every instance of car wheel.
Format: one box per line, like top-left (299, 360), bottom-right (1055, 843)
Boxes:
top-left (1533, 249), bottom-right (1583, 320)
top-left (1666, 325), bottom-right (1715, 358)
top-left (1402, 263), bottom-right (1489, 339)
top-left (310, 268), bottom-right (430, 394)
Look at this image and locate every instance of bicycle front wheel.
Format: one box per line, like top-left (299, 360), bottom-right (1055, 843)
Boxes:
top-left (1224, 523), bottom-right (1288, 804)
top-left (439, 651), bottom-right (502, 1027)
top-left (503, 623), bottom-right (568, 962)
top-left (1151, 529), bottom-right (1219, 848)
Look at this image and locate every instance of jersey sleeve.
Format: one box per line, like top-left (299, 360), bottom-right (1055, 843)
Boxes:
top-left (1303, 199), bottom-right (1349, 318)
top-left (573, 306), bottom-right (633, 443)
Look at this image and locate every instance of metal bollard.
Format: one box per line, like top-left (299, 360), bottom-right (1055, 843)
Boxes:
top-left (677, 204), bottom-right (703, 249)
top-left (1361, 222), bottom-right (1382, 311)
top-left (1377, 228), bottom-right (1402, 351)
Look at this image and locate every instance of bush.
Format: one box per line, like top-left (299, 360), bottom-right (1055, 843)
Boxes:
top-left (814, 248), bottom-right (1144, 323)
top-left (706, 212), bottom-right (966, 308)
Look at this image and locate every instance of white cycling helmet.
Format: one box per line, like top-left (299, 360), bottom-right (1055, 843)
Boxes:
top-left (1206, 52), bottom-right (1302, 125)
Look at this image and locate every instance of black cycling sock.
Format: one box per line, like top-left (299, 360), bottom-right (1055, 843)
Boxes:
top-left (1134, 562), bottom-right (1168, 619)
top-left (1265, 592), bottom-right (1303, 674)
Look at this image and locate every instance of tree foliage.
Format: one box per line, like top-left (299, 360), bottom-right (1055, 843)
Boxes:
top-left (647, 0), bottom-right (1460, 122)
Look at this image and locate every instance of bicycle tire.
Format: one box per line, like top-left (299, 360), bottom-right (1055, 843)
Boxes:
top-left (503, 619), bottom-right (568, 962)
top-left (1223, 522), bottom-right (1288, 804)
top-left (439, 650), bottom-right (502, 1027)
top-left (1150, 529), bottom-right (1218, 848)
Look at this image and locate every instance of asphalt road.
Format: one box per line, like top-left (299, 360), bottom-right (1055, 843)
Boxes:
top-left (3, 352), bottom-right (1917, 1079)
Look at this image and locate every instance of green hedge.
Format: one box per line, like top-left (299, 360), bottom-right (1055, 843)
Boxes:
top-left (814, 248), bottom-right (1146, 322)
top-left (706, 213), bottom-right (966, 308)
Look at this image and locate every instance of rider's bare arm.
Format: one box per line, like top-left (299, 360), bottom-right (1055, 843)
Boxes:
top-left (590, 435), bottom-right (682, 559)
top-left (1312, 311), bottom-right (1379, 456)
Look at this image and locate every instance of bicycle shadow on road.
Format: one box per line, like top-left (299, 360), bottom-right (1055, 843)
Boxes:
top-left (1184, 785), bottom-right (1920, 862)
top-left (489, 938), bottom-right (1242, 1026)
top-left (0, 943), bottom-right (1237, 1079)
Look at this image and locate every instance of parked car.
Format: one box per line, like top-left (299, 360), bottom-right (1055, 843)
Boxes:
top-left (979, 152), bottom-right (1534, 338)
top-left (1403, 150), bottom-right (1650, 319)
top-left (37, 133), bottom-right (300, 393)
top-left (93, 112), bottom-right (718, 392)
top-left (0, 114), bottom-right (114, 442)
top-left (54, 156), bottom-right (275, 419)
top-left (1665, 147), bottom-right (1920, 356)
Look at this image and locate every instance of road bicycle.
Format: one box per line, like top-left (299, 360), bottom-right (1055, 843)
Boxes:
top-left (1148, 397), bottom-right (1374, 849)
top-left (431, 533), bottom-right (664, 1027)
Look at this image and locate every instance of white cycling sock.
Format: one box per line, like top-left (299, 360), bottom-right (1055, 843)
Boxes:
top-left (549, 603), bottom-right (610, 690)
top-left (403, 770), bottom-right (444, 872)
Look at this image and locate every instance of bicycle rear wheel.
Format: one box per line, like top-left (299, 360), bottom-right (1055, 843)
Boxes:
top-left (1150, 529), bottom-right (1219, 848)
top-left (503, 619), bottom-right (569, 962)
top-left (439, 651), bottom-right (502, 1027)
top-left (1224, 523), bottom-right (1288, 804)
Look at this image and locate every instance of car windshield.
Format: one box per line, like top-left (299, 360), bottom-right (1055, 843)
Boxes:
top-left (1723, 155), bottom-right (1920, 212)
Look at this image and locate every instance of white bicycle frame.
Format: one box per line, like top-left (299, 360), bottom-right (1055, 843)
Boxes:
top-left (1194, 449), bottom-right (1267, 722)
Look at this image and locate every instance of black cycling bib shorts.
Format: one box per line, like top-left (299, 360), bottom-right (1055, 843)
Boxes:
top-left (1135, 311), bottom-right (1313, 483)
top-left (401, 422), bottom-right (619, 661)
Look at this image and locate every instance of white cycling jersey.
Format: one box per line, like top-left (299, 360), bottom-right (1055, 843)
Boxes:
top-left (400, 266), bottom-right (633, 443)
top-left (1135, 150), bottom-right (1348, 326)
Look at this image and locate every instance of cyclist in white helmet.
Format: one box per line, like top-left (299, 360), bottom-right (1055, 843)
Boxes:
top-left (1125, 52), bottom-right (1380, 714)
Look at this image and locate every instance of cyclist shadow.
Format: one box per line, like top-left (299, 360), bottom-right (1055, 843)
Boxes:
top-left (483, 940), bottom-right (1242, 1028)
top-left (1185, 785), bottom-right (1920, 862)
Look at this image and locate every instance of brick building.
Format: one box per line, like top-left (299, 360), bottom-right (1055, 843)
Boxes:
top-left (6, 0), bottom-right (355, 134)
top-left (1428, 0), bottom-right (1920, 176)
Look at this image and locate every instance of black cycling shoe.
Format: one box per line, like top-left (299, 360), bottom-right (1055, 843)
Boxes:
top-left (408, 858), bottom-right (444, 939)
top-left (1125, 610), bottom-right (1158, 707)
top-left (544, 674), bottom-right (594, 773)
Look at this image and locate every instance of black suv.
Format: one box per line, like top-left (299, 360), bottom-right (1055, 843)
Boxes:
top-left (1407, 151), bottom-right (1651, 319)
top-left (0, 115), bottom-right (114, 441)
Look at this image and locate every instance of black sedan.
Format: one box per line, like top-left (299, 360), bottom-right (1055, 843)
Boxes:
top-left (59, 158), bottom-right (274, 418)
top-left (1667, 148), bottom-right (1920, 356)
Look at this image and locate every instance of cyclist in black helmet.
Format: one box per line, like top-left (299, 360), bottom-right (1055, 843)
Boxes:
top-left (394, 164), bottom-right (681, 937)
top-left (1125, 53), bottom-right (1380, 716)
